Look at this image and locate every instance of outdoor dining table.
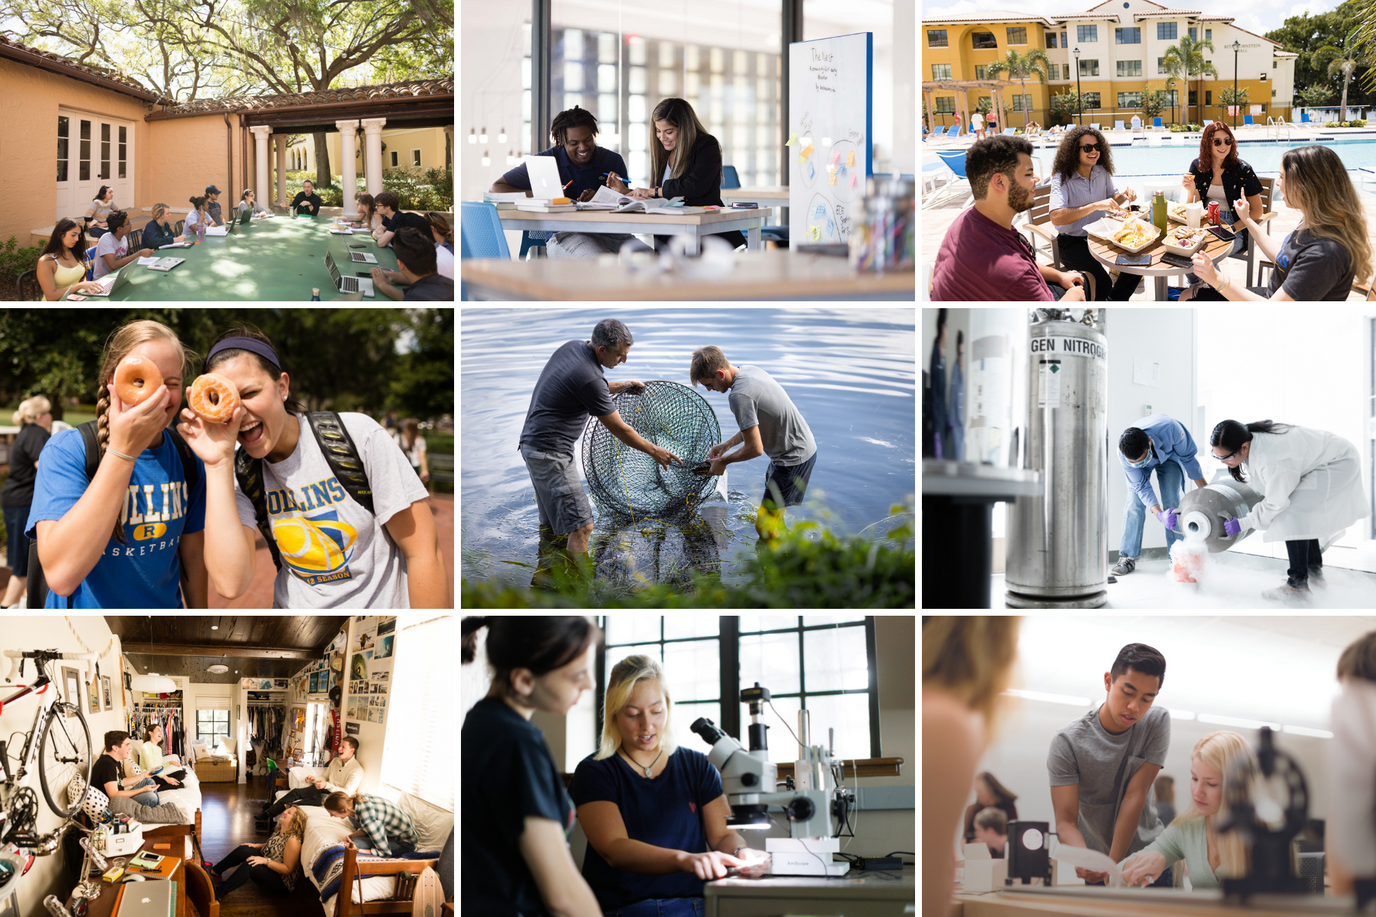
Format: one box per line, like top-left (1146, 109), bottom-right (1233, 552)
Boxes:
top-left (1087, 220), bottom-right (1239, 301)
top-left (104, 215), bottom-right (400, 301)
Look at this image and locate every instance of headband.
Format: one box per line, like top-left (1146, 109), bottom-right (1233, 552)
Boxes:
top-left (206, 337), bottom-right (282, 373)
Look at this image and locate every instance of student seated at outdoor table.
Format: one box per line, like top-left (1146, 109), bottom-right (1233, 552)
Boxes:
top-left (371, 212), bottom-right (455, 298)
top-left (367, 227), bottom-right (453, 301)
top-left (1048, 126), bottom-right (1141, 301)
top-left (35, 219), bottom-right (107, 299)
top-left (1178, 121), bottom-right (1263, 283)
top-left (291, 180), bottom-right (323, 216)
top-left (1184, 145), bottom-right (1371, 300)
top-left (930, 135), bottom-right (1088, 301)
top-left (238, 189), bottom-right (271, 218)
top-left (351, 193), bottom-right (383, 235)
top-left (93, 211), bottom-right (154, 280)
top-left (373, 190), bottom-right (431, 248)
top-left (84, 185), bottom-right (117, 239)
top-left (204, 185), bottom-right (225, 226)
top-left (490, 104), bottom-right (639, 258)
top-left (142, 203), bottom-right (186, 249)
top-left (606, 97), bottom-right (746, 252)
top-left (184, 195), bottom-right (212, 238)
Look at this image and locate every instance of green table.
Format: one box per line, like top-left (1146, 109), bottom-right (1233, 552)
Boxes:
top-left (109, 215), bottom-right (398, 301)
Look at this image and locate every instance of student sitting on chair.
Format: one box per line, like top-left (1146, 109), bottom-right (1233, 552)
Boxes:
top-left (368, 228), bottom-right (454, 301)
top-left (35, 219), bottom-right (107, 300)
top-left (372, 214), bottom-right (455, 298)
top-left (238, 189), bottom-right (270, 218)
top-left (607, 97), bottom-right (746, 252)
top-left (93, 211), bottom-right (154, 280)
top-left (142, 203), bottom-right (186, 249)
top-left (84, 185), bottom-right (117, 238)
top-left (291, 180), bottom-right (323, 216)
top-left (374, 191), bottom-right (431, 249)
top-left (183, 195), bottom-right (213, 239)
top-left (490, 105), bottom-right (648, 259)
top-left (204, 185), bottom-right (226, 226)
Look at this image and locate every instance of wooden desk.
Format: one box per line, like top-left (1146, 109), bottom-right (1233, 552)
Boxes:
top-left (75, 836), bottom-right (188, 917)
top-left (497, 207), bottom-right (766, 253)
top-left (461, 248), bottom-right (916, 301)
top-left (706, 865), bottom-right (915, 917)
top-left (955, 887), bottom-right (1344, 917)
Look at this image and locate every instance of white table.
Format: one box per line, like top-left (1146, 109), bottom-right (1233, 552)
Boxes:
top-left (719, 186), bottom-right (790, 226)
top-left (497, 208), bottom-right (766, 253)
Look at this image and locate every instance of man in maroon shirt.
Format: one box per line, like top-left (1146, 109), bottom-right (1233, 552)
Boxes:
top-left (931, 135), bottom-right (1088, 302)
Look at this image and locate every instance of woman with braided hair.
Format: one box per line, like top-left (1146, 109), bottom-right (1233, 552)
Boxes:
top-left (490, 105), bottom-right (653, 258)
top-left (26, 320), bottom-right (210, 607)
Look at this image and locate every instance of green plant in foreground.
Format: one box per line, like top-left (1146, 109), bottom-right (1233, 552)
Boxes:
top-left (0, 236), bottom-right (44, 287)
top-left (462, 506), bottom-right (915, 608)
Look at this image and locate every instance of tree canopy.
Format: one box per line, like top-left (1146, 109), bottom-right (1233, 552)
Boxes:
top-left (1266, 1), bottom-right (1374, 105)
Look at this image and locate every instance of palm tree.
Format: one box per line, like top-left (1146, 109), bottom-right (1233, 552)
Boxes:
top-left (1164, 34), bottom-right (1218, 125)
top-left (1314, 28), bottom-right (1370, 123)
top-left (986, 48), bottom-right (1052, 130)
top-left (1159, 54), bottom-right (1186, 126)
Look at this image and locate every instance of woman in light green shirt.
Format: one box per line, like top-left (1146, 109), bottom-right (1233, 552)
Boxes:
top-left (1120, 730), bottom-right (1255, 890)
top-left (137, 723), bottom-right (183, 772)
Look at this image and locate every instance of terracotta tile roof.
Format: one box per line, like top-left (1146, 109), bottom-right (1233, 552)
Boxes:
top-left (0, 34), bottom-right (158, 99)
top-left (160, 78), bottom-right (454, 115)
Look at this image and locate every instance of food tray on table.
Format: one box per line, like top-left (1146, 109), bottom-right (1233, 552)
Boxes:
top-left (1161, 225), bottom-right (1210, 255)
top-left (1168, 202), bottom-right (1191, 224)
top-left (1106, 218), bottom-right (1158, 253)
top-left (1085, 217), bottom-right (1126, 243)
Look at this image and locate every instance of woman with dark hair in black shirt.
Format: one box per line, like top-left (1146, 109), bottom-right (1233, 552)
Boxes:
top-left (462, 617), bottom-right (604, 917)
top-left (608, 97), bottom-right (746, 251)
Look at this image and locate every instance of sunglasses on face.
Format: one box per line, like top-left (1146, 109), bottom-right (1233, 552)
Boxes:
top-left (1212, 137), bottom-right (1233, 147)
top-left (1081, 143), bottom-right (1101, 153)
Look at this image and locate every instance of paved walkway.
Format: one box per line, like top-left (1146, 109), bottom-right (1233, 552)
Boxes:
top-left (923, 127), bottom-right (1376, 301)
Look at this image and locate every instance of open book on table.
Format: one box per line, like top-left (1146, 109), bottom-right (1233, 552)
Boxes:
top-left (575, 185), bottom-right (705, 214)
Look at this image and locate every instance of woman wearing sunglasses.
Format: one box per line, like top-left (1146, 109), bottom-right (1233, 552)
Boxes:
top-left (1048, 126), bottom-right (1140, 300)
top-left (1176, 122), bottom-right (1263, 282)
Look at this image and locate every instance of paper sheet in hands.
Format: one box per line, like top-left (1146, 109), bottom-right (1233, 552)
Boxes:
top-left (1051, 845), bottom-right (1124, 887)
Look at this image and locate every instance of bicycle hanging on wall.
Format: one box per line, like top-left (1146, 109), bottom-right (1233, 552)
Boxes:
top-left (0, 649), bottom-right (96, 854)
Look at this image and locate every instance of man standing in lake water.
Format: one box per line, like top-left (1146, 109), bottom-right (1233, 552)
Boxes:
top-left (690, 345), bottom-right (817, 538)
top-left (519, 318), bottom-right (681, 555)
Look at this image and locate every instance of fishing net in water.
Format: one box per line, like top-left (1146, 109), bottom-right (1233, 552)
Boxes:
top-left (582, 380), bottom-right (722, 521)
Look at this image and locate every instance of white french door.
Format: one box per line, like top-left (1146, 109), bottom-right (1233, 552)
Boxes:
top-left (56, 109), bottom-right (135, 224)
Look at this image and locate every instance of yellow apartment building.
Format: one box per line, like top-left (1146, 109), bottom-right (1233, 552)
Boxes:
top-left (922, 0), bottom-right (1295, 132)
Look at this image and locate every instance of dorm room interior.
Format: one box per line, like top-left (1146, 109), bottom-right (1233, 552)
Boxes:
top-left (0, 614), bottom-right (454, 917)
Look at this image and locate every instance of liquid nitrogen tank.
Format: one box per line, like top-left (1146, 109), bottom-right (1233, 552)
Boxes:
top-left (1177, 478), bottom-right (1265, 552)
top-left (1006, 309), bottom-right (1108, 608)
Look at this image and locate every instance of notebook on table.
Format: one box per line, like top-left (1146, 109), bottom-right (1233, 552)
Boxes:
top-left (145, 258), bottom-right (185, 272)
top-left (324, 251), bottom-right (374, 297)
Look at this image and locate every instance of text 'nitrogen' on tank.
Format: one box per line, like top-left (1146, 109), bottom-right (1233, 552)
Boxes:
top-left (1030, 336), bottom-right (1107, 361)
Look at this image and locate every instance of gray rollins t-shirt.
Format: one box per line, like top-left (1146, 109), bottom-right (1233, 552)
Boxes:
top-left (1268, 229), bottom-right (1354, 301)
top-left (726, 365), bottom-right (817, 466)
top-left (520, 340), bottom-right (618, 455)
top-left (1047, 704), bottom-right (1169, 858)
top-left (232, 413), bottom-right (429, 608)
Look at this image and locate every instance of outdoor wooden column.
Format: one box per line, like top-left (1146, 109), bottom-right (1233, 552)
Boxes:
top-left (337, 119), bottom-right (361, 219)
top-left (361, 117), bottom-right (387, 195)
top-left (274, 135), bottom-right (287, 208)
top-left (250, 126), bottom-right (273, 209)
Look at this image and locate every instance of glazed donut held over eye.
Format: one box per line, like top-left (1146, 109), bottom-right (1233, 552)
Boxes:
top-left (189, 373), bottom-right (242, 423)
top-left (113, 356), bottom-right (164, 408)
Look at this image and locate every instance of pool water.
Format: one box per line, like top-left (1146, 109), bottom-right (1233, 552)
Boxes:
top-left (461, 307), bottom-right (916, 592)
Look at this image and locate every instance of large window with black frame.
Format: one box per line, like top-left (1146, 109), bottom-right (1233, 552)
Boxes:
top-left (596, 617), bottom-right (878, 764)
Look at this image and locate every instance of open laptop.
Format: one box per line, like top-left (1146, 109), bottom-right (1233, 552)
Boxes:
top-left (116, 877), bottom-right (173, 916)
top-left (348, 249), bottom-right (378, 263)
top-left (324, 251), bottom-right (374, 297)
top-left (239, 208), bottom-right (253, 224)
top-left (86, 267), bottom-right (132, 297)
top-left (524, 154), bottom-right (566, 200)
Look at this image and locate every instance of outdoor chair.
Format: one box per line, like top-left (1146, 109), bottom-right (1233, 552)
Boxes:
top-left (127, 229), bottom-right (142, 251)
top-left (1244, 115), bottom-right (1254, 126)
top-left (1091, 122), bottom-right (1101, 130)
top-left (1300, 112), bottom-right (1312, 124)
top-left (84, 245), bottom-right (98, 281)
top-left (1018, 183), bottom-right (1098, 301)
top-left (930, 150), bottom-right (973, 207)
top-left (16, 269), bottom-right (40, 301)
top-left (1153, 117), bottom-right (1164, 130)
top-left (1227, 176), bottom-right (1279, 287)
top-left (1114, 120), bottom-right (1126, 132)
top-left (944, 124), bottom-right (961, 140)
top-left (1131, 116), bottom-right (1143, 131)
top-left (922, 160), bottom-right (952, 196)
top-left (174, 220), bottom-right (185, 235)
top-left (722, 165), bottom-right (741, 189)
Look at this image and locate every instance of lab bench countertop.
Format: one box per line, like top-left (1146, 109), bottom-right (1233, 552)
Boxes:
top-left (953, 887), bottom-right (1347, 917)
top-left (705, 864), bottom-right (914, 917)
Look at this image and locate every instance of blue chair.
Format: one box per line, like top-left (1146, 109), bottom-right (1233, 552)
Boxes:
top-left (84, 244), bottom-right (98, 281)
top-left (1300, 112), bottom-right (1311, 124)
top-left (518, 232), bottom-right (548, 259)
top-left (460, 201), bottom-right (511, 260)
top-left (1002, 127), bottom-right (1015, 136)
top-left (931, 151), bottom-right (972, 206)
top-left (945, 124), bottom-right (961, 139)
top-left (1091, 122), bottom-right (1101, 130)
top-left (722, 165), bottom-right (741, 189)
top-left (1114, 120), bottom-right (1125, 131)
top-left (1244, 114), bottom-right (1254, 126)
top-left (1153, 117), bottom-right (1163, 129)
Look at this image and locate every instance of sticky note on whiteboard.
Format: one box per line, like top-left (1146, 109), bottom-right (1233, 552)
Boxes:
top-left (808, 225), bottom-right (821, 240)
top-left (785, 132), bottom-right (798, 147)
top-left (812, 203), bottom-right (826, 219)
top-left (849, 171), bottom-right (859, 189)
top-left (828, 171), bottom-right (838, 185)
top-left (805, 161), bottom-right (815, 181)
top-left (798, 143), bottom-right (813, 162)
top-left (846, 150), bottom-right (856, 168)
top-left (829, 149), bottom-right (841, 165)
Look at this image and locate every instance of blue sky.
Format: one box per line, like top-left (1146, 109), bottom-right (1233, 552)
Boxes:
top-left (920, 0), bottom-right (1342, 43)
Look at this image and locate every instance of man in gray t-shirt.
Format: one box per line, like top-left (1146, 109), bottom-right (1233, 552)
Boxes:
top-left (690, 345), bottom-right (817, 537)
top-left (1047, 643), bottom-right (1169, 884)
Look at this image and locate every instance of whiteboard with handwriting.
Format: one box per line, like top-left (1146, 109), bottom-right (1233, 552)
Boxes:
top-left (788, 32), bottom-right (872, 245)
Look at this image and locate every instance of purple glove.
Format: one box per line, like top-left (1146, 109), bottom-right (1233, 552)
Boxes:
top-left (1224, 517), bottom-right (1242, 537)
top-left (1154, 508), bottom-right (1177, 531)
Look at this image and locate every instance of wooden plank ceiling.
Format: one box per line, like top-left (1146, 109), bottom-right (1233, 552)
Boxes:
top-left (106, 616), bottom-right (349, 684)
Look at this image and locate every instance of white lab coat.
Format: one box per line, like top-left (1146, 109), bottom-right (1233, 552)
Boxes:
top-left (1331, 681), bottom-right (1376, 876)
top-left (1236, 426), bottom-right (1368, 544)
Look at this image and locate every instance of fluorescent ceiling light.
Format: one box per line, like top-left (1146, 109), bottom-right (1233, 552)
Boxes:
top-left (1003, 689), bottom-right (1092, 707)
top-left (1282, 724), bottom-right (1334, 739)
top-left (1197, 713), bottom-right (1282, 730)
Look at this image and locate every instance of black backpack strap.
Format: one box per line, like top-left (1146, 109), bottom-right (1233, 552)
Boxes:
top-left (78, 420), bottom-right (101, 481)
top-left (235, 446), bottom-right (283, 572)
top-left (308, 412), bottom-right (374, 514)
top-left (25, 422), bottom-right (104, 609)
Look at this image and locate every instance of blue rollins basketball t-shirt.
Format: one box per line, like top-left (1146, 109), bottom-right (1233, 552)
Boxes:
top-left (232, 413), bottom-right (428, 608)
top-left (26, 427), bottom-right (207, 608)
top-left (569, 747), bottom-right (725, 910)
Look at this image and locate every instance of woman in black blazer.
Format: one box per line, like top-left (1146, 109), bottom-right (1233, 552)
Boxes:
top-left (608, 97), bottom-right (746, 251)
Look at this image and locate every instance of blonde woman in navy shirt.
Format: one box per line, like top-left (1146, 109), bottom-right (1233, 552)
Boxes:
top-left (571, 655), bottom-right (768, 917)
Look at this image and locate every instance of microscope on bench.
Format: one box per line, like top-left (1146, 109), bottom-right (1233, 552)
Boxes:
top-left (690, 683), bottom-right (854, 877)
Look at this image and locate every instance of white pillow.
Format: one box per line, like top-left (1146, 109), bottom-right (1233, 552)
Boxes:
top-left (68, 775), bottom-right (111, 821)
top-left (216, 737), bottom-right (237, 755)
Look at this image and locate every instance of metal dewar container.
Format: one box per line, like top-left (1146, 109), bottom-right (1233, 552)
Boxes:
top-left (1006, 310), bottom-right (1109, 608)
top-left (1177, 478), bottom-right (1265, 552)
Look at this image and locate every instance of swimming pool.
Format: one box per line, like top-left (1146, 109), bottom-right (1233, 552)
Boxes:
top-left (1040, 134), bottom-right (1376, 189)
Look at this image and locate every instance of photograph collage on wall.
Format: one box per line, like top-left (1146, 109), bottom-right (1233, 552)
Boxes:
top-left (344, 615), bottom-right (395, 726)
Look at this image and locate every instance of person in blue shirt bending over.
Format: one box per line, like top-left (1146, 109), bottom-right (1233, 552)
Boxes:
top-left (1112, 415), bottom-right (1208, 576)
top-left (490, 105), bottom-right (652, 259)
